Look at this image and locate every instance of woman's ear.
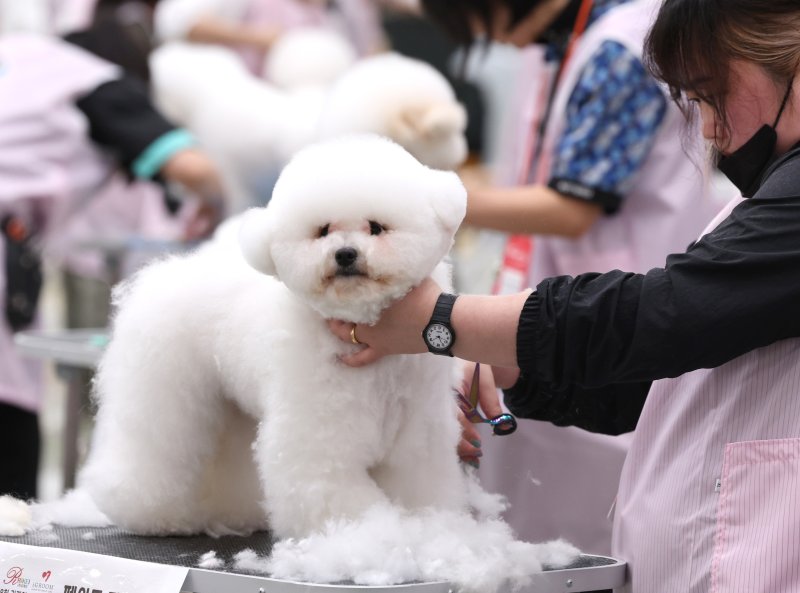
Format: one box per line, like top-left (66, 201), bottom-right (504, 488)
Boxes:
top-left (238, 207), bottom-right (278, 276)
top-left (428, 169), bottom-right (467, 236)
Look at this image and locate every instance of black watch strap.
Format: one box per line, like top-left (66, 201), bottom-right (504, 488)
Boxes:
top-left (430, 293), bottom-right (457, 324)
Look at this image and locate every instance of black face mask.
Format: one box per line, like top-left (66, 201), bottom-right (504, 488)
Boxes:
top-left (717, 80), bottom-right (794, 198)
top-left (716, 125), bottom-right (779, 198)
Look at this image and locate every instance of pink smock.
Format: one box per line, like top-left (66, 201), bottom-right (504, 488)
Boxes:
top-left (613, 196), bottom-right (800, 593)
top-left (478, 0), bottom-right (726, 556)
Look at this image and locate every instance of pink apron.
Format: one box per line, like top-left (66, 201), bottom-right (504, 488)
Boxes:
top-left (478, 0), bottom-right (725, 556)
top-left (613, 196), bottom-right (800, 593)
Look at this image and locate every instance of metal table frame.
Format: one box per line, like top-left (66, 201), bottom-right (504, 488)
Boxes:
top-left (15, 328), bottom-right (107, 490)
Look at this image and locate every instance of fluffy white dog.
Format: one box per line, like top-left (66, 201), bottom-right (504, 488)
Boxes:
top-left (79, 135), bottom-right (469, 539)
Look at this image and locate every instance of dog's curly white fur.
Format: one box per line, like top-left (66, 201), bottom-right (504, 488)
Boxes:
top-left (79, 136), bottom-right (469, 539)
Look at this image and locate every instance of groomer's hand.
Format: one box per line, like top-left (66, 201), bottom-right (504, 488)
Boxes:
top-left (161, 149), bottom-right (226, 240)
top-left (457, 361), bottom-right (500, 465)
top-left (327, 277), bottom-right (442, 366)
top-left (458, 362), bottom-right (518, 467)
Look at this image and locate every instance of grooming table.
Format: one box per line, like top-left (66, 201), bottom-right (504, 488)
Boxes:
top-left (14, 329), bottom-right (108, 490)
top-left (12, 331), bottom-right (627, 591)
top-left (0, 527), bottom-right (625, 593)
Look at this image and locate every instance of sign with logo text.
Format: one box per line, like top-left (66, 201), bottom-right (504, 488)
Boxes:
top-left (0, 542), bottom-right (187, 593)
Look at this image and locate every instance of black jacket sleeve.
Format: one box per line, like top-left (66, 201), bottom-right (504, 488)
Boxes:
top-left (504, 375), bottom-right (650, 435)
top-left (73, 76), bottom-right (176, 176)
top-left (507, 150), bottom-right (800, 432)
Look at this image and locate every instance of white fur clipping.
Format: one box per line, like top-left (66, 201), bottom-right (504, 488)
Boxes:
top-left (0, 496), bottom-right (32, 536)
top-left (464, 468), bottom-right (510, 520)
top-left (28, 489), bottom-right (112, 530)
top-left (239, 502), bottom-right (579, 593)
top-left (228, 472), bottom-right (579, 591)
top-left (198, 551), bottom-right (225, 569)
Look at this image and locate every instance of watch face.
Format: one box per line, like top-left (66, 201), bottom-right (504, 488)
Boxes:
top-left (425, 323), bottom-right (452, 351)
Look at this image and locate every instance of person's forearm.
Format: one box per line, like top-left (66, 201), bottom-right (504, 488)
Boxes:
top-left (160, 148), bottom-right (223, 198)
top-left (187, 16), bottom-right (278, 49)
top-left (331, 280), bottom-right (530, 369)
top-left (449, 290), bottom-right (532, 368)
top-left (465, 184), bottom-right (601, 237)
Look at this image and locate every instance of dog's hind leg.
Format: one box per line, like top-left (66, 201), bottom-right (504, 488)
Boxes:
top-left (195, 402), bottom-right (268, 536)
top-left (79, 339), bottom-right (237, 535)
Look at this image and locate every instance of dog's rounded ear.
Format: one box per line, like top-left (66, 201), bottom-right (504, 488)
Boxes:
top-left (428, 170), bottom-right (467, 235)
top-left (238, 207), bottom-right (278, 276)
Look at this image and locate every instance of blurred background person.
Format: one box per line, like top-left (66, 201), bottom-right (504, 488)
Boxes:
top-left (0, 0), bottom-right (53, 34)
top-left (0, 29), bottom-right (225, 498)
top-left (153, 0), bottom-right (387, 77)
top-left (421, 0), bottom-right (730, 555)
top-left (61, 0), bottom-right (161, 83)
top-left (58, 0), bottom-right (190, 334)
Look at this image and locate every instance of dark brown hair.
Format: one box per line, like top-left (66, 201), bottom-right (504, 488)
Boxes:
top-left (644, 0), bottom-right (800, 134)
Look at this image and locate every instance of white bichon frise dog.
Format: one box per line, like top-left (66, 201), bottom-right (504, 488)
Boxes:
top-left (79, 135), bottom-right (469, 539)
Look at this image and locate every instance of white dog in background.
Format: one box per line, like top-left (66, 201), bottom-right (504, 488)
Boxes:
top-left (150, 38), bottom-right (467, 212)
top-left (79, 135), bottom-right (469, 539)
top-left (263, 27), bottom-right (358, 90)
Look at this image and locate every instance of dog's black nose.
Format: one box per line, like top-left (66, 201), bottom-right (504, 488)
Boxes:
top-left (334, 247), bottom-right (358, 268)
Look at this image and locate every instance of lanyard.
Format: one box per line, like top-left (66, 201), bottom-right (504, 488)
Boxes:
top-left (519, 0), bottom-right (595, 185)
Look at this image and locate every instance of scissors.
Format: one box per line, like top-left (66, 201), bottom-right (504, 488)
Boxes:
top-left (455, 363), bottom-right (517, 436)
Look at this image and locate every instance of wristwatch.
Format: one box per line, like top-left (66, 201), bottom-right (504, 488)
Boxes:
top-left (422, 293), bottom-right (458, 356)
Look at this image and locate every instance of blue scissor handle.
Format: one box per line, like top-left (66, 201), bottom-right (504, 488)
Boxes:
top-left (488, 413), bottom-right (517, 436)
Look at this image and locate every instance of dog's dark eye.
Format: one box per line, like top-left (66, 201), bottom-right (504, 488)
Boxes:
top-left (369, 221), bottom-right (385, 236)
top-left (318, 224), bottom-right (330, 238)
